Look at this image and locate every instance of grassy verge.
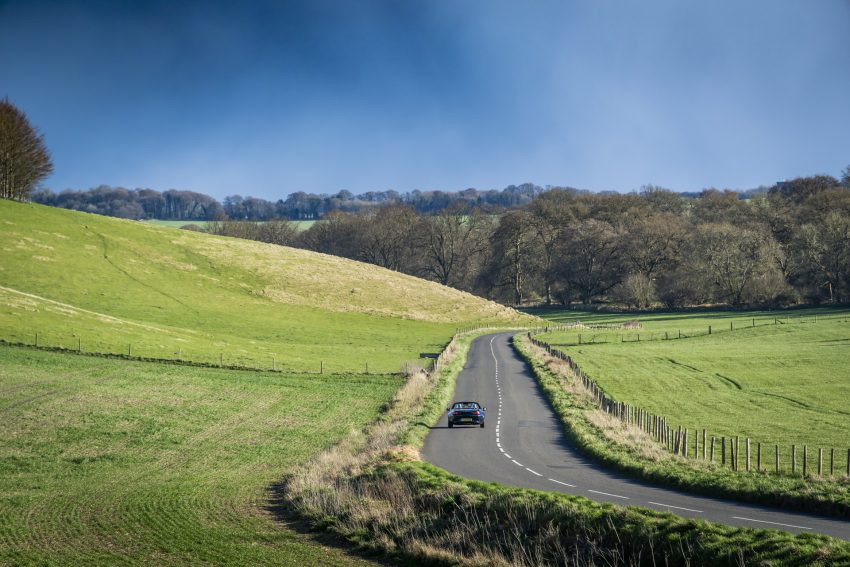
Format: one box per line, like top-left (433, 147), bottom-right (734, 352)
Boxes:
top-left (0, 346), bottom-right (400, 566)
top-left (514, 333), bottom-right (850, 518)
top-left (281, 331), bottom-right (850, 566)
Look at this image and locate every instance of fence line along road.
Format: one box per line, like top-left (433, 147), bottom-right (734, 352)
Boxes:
top-left (527, 331), bottom-right (850, 480)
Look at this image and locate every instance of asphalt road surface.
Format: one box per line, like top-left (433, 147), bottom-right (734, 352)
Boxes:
top-left (422, 332), bottom-right (850, 540)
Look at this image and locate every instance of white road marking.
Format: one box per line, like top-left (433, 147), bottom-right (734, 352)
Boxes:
top-left (589, 489), bottom-right (629, 500)
top-left (732, 517), bottom-right (812, 530)
top-left (548, 478), bottom-right (576, 488)
top-left (526, 467), bottom-right (542, 476)
top-left (504, 453), bottom-right (512, 459)
top-left (499, 447), bottom-right (505, 453)
top-left (512, 459), bottom-right (523, 467)
top-left (648, 502), bottom-right (703, 513)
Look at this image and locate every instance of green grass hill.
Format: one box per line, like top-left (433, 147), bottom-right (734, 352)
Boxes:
top-left (0, 200), bottom-right (534, 372)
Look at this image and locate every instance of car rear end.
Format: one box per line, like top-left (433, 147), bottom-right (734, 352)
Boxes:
top-left (449, 408), bottom-right (485, 427)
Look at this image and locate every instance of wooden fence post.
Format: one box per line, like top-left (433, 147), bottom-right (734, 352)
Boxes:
top-left (775, 445), bottom-right (779, 474)
top-left (272, 355), bottom-right (276, 371)
top-left (746, 438), bottom-right (750, 472)
top-left (792, 445), bottom-right (797, 475)
top-left (78, 337), bottom-right (82, 352)
top-left (220, 353), bottom-right (223, 367)
top-left (722, 437), bottom-right (726, 466)
top-left (757, 442), bottom-right (761, 472)
top-left (710, 436), bottom-right (715, 462)
top-left (702, 429), bottom-right (707, 460)
top-left (831, 448), bottom-right (835, 477)
top-left (320, 361), bottom-right (324, 374)
top-left (818, 448), bottom-right (823, 477)
top-left (128, 343), bottom-right (132, 356)
top-left (35, 332), bottom-right (39, 347)
top-left (709, 325), bottom-right (712, 335)
top-left (803, 445), bottom-right (808, 477)
top-left (694, 429), bottom-right (698, 459)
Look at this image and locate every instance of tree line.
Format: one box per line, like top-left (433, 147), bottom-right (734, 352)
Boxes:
top-left (31, 183), bottom-right (552, 220)
top-left (200, 175), bottom-right (850, 308)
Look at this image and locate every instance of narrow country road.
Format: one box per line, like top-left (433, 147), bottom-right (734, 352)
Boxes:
top-left (422, 332), bottom-right (850, 540)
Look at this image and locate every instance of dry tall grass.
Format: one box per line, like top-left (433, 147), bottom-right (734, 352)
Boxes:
top-left (279, 334), bottom-right (730, 567)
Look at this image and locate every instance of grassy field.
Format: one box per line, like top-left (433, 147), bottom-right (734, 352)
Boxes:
top-left (531, 307), bottom-right (850, 456)
top-left (0, 346), bottom-right (400, 565)
top-left (0, 201), bottom-right (532, 373)
top-left (144, 219), bottom-right (317, 231)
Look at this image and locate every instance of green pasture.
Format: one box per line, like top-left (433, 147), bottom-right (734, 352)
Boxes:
top-left (0, 346), bottom-right (399, 565)
top-left (0, 201), bottom-right (531, 373)
top-left (533, 308), bottom-right (850, 455)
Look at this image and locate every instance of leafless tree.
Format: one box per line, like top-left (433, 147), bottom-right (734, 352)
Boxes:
top-left (0, 98), bottom-right (53, 201)
top-left (416, 204), bottom-right (492, 288)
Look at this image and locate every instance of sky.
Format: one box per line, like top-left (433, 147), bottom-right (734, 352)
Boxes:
top-left (2, 0), bottom-right (849, 200)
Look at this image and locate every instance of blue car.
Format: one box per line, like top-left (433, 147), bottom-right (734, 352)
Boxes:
top-left (447, 401), bottom-right (486, 428)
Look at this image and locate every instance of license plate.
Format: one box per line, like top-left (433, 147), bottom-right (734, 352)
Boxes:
top-left (461, 418), bottom-right (473, 423)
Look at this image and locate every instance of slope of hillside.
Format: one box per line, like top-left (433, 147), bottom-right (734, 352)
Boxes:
top-left (0, 201), bottom-right (534, 372)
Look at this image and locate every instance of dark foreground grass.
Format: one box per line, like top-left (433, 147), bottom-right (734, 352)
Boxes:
top-left (0, 346), bottom-right (400, 566)
top-left (283, 332), bottom-right (850, 566)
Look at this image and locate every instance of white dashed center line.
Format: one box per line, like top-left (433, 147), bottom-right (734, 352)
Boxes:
top-left (648, 502), bottom-right (703, 513)
top-left (588, 489), bottom-right (629, 500)
top-left (732, 517), bottom-right (811, 530)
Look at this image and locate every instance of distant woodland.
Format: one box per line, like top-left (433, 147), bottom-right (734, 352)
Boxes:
top-left (31, 171), bottom-right (850, 308)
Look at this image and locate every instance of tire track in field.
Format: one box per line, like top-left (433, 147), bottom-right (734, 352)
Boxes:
top-left (87, 228), bottom-right (195, 312)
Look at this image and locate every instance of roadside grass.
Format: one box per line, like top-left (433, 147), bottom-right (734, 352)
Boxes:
top-left (530, 307), bottom-right (850, 457)
top-left (0, 346), bottom-right (400, 566)
top-left (0, 201), bottom-right (534, 373)
top-left (283, 331), bottom-right (850, 566)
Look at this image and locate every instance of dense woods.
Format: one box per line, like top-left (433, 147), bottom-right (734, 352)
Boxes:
top-left (28, 170), bottom-right (850, 309)
top-left (226, 176), bottom-right (850, 308)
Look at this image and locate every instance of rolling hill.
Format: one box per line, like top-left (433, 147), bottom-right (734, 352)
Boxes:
top-left (0, 200), bottom-right (534, 372)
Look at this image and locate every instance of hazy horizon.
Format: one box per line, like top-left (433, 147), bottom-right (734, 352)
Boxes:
top-left (3, 0), bottom-right (849, 200)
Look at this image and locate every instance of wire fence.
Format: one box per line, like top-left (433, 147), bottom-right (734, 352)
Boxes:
top-left (528, 330), bottom-right (850, 479)
top-left (0, 325), bottom-right (497, 376)
top-left (531, 312), bottom-right (849, 347)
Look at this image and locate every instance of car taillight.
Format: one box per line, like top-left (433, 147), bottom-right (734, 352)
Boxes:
top-left (472, 411), bottom-right (480, 415)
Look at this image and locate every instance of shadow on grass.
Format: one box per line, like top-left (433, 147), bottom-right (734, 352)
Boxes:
top-left (264, 481), bottom-right (404, 567)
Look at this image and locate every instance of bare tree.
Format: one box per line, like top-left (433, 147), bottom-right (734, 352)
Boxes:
top-left (359, 204), bottom-right (418, 271)
top-left (558, 219), bottom-right (623, 304)
top-left (692, 223), bottom-right (783, 305)
top-left (416, 204), bottom-right (491, 288)
top-left (526, 190), bottom-right (576, 304)
top-left (0, 98), bottom-right (53, 200)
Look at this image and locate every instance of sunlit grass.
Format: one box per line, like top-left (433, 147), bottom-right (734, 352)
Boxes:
top-left (0, 346), bottom-right (400, 565)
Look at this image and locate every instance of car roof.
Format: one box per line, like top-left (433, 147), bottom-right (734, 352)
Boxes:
top-left (453, 401), bottom-right (480, 405)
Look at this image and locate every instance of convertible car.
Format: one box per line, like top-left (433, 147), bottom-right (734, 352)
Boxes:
top-left (446, 401), bottom-right (486, 428)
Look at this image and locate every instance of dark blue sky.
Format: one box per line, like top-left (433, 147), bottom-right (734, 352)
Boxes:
top-left (3, 0), bottom-right (849, 199)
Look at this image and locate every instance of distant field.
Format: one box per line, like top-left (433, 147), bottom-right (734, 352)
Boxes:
top-left (0, 346), bottom-right (398, 565)
top-left (0, 201), bottom-right (532, 373)
top-left (532, 307), bottom-right (850, 453)
top-left (144, 219), bottom-right (318, 231)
